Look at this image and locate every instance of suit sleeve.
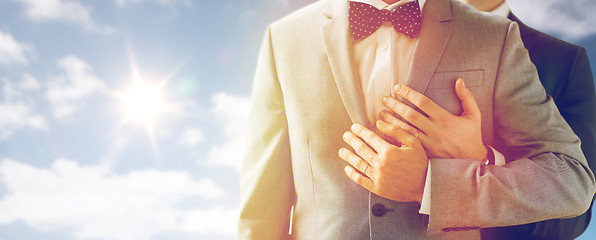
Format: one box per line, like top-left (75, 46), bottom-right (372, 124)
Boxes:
top-left (425, 22), bottom-right (596, 235)
top-left (503, 46), bottom-right (596, 240)
top-left (238, 26), bottom-right (294, 240)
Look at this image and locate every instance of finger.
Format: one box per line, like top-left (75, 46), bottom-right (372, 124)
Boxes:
top-left (344, 165), bottom-right (375, 190)
top-left (338, 148), bottom-right (372, 176)
top-left (455, 78), bottom-right (481, 121)
top-left (343, 130), bottom-right (376, 163)
top-left (350, 123), bottom-right (389, 153)
top-left (381, 96), bottom-right (432, 133)
top-left (379, 110), bottom-right (421, 137)
top-left (393, 84), bottom-right (446, 120)
top-left (376, 120), bottom-right (420, 147)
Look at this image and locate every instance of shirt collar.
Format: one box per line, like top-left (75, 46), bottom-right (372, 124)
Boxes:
top-left (350, 0), bottom-right (426, 11)
top-left (489, 0), bottom-right (510, 18)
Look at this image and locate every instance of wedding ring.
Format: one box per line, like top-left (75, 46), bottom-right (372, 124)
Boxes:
top-left (362, 165), bottom-right (369, 175)
top-left (414, 130), bottom-right (419, 138)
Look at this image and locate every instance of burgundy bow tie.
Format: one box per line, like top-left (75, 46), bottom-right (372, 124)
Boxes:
top-left (349, 1), bottom-right (422, 41)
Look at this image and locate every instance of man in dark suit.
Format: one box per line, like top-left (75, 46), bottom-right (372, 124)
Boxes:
top-left (459, 1), bottom-right (596, 239)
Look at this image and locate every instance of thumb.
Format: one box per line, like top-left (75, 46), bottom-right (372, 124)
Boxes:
top-left (455, 78), bottom-right (481, 120)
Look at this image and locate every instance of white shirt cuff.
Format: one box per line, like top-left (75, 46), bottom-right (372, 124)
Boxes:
top-left (419, 160), bottom-right (431, 215)
top-left (488, 145), bottom-right (506, 166)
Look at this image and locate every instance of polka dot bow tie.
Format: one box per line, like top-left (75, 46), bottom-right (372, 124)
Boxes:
top-left (349, 1), bottom-right (422, 41)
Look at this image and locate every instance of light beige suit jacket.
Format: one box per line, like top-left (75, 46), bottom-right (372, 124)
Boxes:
top-left (239, 0), bottom-right (596, 239)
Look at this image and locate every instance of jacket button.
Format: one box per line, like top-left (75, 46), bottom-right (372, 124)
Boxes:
top-left (372, 203), bottom-right (387, 217)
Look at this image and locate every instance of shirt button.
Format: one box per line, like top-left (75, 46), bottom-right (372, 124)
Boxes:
top-left (379, 43), bottom-right (388, 50)
top-left (372, 203), bottom-right (387, 217)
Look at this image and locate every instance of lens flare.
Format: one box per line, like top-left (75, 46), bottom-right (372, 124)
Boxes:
top-left (121, 81), bottom-right (165, 124)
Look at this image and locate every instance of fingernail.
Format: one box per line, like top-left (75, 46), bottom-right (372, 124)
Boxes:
top-left (459, 78), bottom-right (466, 88)
top-left (394, 84), bottom-right (403, 92)
top-left (382, 96), bottom-right (389, 103)
top-left (343, 131), bottom-right (350, 139)
top-left (351, 123), bottom-right (359, 131)
top-left (338, 148), bottom-right (345, 155)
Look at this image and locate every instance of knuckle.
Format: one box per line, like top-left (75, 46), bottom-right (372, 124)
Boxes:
top-left (442, 118), bottom-right (457, 129)
top-left (352, 125), bottom-right (361, 134)
top-left (345, 152), bottom-right (355, 163)
top-left (353, 158), bottom-right (363, 170)
top-left (417, 97), bottom-right (430, 108)
top-left (388, 115), bottom-right (401, 125)
top-left (350, 171), bottom-right (360, 182)
top-left (355, 141), bottom-right (367, 153)
top-left (405, 110), bottom-right (418, 121)
top-left (388, 124), bottom-right (400, 133)
top-left (403, 134), bottom-right (416, 144)
top-left (353, 173), bottom-right (364, 184)
top-left (403, 88), bottom-right (411, 97)
top-left (409, 137), bottom-right (420, 146)
top-left (352, 124), bottom-right (365, 135)
top-left (361, 130), bottom-right (372, 141)
top-left (388, 99), bottom-right (399, 111)
top-left (377, 150), bottom-right (392, 165)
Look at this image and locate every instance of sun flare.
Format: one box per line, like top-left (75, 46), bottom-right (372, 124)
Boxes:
top-left (121, 81), bottom-right (165, 124)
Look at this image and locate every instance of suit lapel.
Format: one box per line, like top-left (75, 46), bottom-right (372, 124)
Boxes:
top-left (404, 0), bottom-right (453, 94)
top-left (322, 0), bottom-right (370, 126)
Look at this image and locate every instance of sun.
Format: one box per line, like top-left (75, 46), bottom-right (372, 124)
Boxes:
top-left (111, 77), bottom-right (168, 150)
top-left (120, 80), bottom-right (166, 125)
top-left (107, 44), bottom-right (185, 154)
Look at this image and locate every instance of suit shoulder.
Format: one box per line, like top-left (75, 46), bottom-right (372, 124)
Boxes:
top-left (525, 25), bottom-right (586, 57)
top-left (270, 0), bottom-right (327, 33)
top-left (449, 0), bottom-right (512, 37)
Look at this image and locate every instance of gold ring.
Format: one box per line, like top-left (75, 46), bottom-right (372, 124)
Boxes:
top-left (363, 165), bottom-right (369, 174)
top-left (415, 130), bottom-right (419, 138)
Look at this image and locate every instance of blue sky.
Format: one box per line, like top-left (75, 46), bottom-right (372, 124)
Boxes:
top-left (0, 0), bottom-right (595, 240)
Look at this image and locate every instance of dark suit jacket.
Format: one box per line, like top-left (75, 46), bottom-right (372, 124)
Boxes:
top-left (482, 13), bottom-right (596, 240)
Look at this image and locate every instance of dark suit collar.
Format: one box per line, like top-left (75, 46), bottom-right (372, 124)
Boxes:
top-left (508, 12), bottom-right (538, 52)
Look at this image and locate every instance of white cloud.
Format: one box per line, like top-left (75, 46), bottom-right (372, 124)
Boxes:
top-left (509, 0), bottom-right (596, 41)
top-left (205, 93), bottom-right (251, 171)
top-left (46, 55), bottom-right (106, 118)
top-left (0, 31), bottom-right (33, 67)
top-left (18, 73), bottom-right (40, 91)
top-left (14, 0), bottom-right (114, 34)
top-left (0, 80), bottom-right (46, 139)
top-left (114, 0), bottom-right (191, 7)
top-left (178, 127), bottom-right (204, 147)
top-left (0, 102), bottom-right (46, 139)
top-left (0, 158), bottom-right (236, 240)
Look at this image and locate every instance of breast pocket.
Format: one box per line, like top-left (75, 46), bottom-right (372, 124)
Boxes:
top-left (424, 70), bottom-right (484, 115)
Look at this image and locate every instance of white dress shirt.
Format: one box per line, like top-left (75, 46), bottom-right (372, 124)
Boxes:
top-left (348, 0), bottom-right (506, 216)
top-left (491, 0), bottom-right (510, 18)
top-left (349, 0), bottom-right (434, 214)
top-left (351, 0), bottom-right (426, 124)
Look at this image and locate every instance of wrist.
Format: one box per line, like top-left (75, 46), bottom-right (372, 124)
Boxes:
top-left (471, 145), bottom-right (489, 162)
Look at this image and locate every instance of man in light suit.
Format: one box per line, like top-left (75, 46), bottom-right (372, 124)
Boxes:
top-left (448, 1), bottom-right (596, 239)
top-left (239, 0), bottom-right (595, 239)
